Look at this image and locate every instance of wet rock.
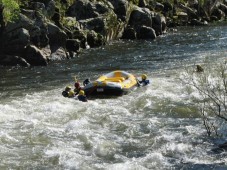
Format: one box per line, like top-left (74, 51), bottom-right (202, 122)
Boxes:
top-left (121, 26), bottom-right (137, 40)
top-left (23, 45), bottom-right (48, 66)
top-left (218, 142), bottom-right (227, 150)
top-left (152, 14), bottom-right (166, 36)
top-left (87, 30), bottom-right (104, 48)
top-left (49, 46), bottom-right (68, 60)
top-left (0, 55), bottom-right (30, 67)
top-left (163, 1), bottom-right (173, 15)
top-left (66, 39), bottom-right (81, 52)
top-left (137, 26), bottom-right (156, 40)
top-left (67, 0), bottom-right (111, 20)
top-left (139, 0), bottom-right (147, 7)
top-left (219, 3), bottom-right (227, 15)
top-left (1, 28), bottom-right (30, 55)
top-left (128, 7), bottom-right (152, 29)
top-left (46, 0), bottom-right (56, 18)
top-left (211, 8), bottom-right (226, 20)
top-left (72, 30), bottom-right (87, 49)
top-left (108, 0), bottom-right (129, 21)
top-left (47, 22), bottom-right (67, 47)
top-left (155, 2), bottom-right (164, 11)
top-left (190, 19), bottom-right (208, 26)
top-left (196, 65), bottom-right (204, 72)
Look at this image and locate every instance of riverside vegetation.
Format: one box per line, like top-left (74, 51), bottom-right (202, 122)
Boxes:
top-left (0, 0), bottom-right (227, 67)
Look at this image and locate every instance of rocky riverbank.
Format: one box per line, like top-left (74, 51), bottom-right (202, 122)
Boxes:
top-left (0, 0), bottom-right (227, 67)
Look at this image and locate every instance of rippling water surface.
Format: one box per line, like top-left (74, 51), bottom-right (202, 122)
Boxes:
top-left (0, 25), bottom-right (227, 169)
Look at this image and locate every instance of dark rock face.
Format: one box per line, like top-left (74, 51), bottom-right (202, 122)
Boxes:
top-left (67, 0), bottom-right (111, 20)
top-left (0, 55), bottom-right (30, 67)
top-left (137, 26), bottom-right (156, 40)
top-left (121, 26), bottom-right (137, 40)
top-left (23, 45), bottom-right (48, 66)
top-left (152, 14), bottom-right (166, 36)
top-left (1, 28), bottom-right (30, 55)
top-left (108, 0), bottom-right (129, 21)
top-left (66, 39), bottom-right (81, 52)
top-left (87, 30), bottom-right (104, 48)
top-left (128, 7), bottom-right (152, 29)
top-left (219, 3), bottom-right (227, 15)
top-left (47, 22), bottom-right (67, 47)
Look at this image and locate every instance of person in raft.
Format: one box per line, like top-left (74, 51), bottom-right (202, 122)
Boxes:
top-left (78, 90), bottom-right (88, 102)
top-left (62, 86), bottom-right (75, 98)
top-left (83, 78), bottom-right (90, 86)
top-left (138, 74), bottom-right (150, 86)
top-left (74, 81), bottom-right (83, 95)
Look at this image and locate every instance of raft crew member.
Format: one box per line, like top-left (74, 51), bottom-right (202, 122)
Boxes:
top-left (83, 78), bottom-right (90, 86)
top-left (62, 86), bottom-right (75, 98)
top-left (138, 74), bottom-right (150, 86)
top-left (74, 82), bottom-right (82, 95)
top-left (78, 90), bottom-right (88, 102)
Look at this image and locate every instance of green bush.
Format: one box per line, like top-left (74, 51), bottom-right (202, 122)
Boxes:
top-left (0, 0), bottom-right (20, 23)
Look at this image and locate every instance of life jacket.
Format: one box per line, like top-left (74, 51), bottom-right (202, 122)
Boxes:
top-left (78, 95), bottom-right (88, 102)
top-left (74, 87), bottom-right (82, 95)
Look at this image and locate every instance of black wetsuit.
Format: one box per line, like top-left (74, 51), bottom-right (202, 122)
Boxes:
top-left (62, 91), bottom-right (68, 97)
top-left (138, 79), bottom-right (150, 86)
top-left (78, 95), bottom-right (88, 102)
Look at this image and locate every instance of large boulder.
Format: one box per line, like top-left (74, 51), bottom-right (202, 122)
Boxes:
top-left (128, 7), bottom-right (152, 29)
top-left (152, 14), bottom-right (166, 36)
top-left (1, 28), bottom-right (30, 55)
top-left (49, 47), bottom-right (68, 60)
top-left (137, 26), bottom-right (156, 40)
top-left (66, 0), bottom-right (112, 20)
top-left (108, 0), bottom-right (129, 21)
top-left (23, 45), bottom-right (48, 66)
top-left (66, 39), bottom-right (81, 52)
top-left (47, 22), bottom-right (67, 47)
top-left (72, 30), bottom-right (87, 49)
top-left (79, 11), bottom-right (122, 41)
top-left (219, 3), bottom-right (227, 15)
top-left (87, 30), bottom-right (105, 48)
top-left (121, 26), bottom-right (137, 40)
top-left (211, 8), bottom-right (226, 20)
top-left (0, 55), bottom-right (30, 67)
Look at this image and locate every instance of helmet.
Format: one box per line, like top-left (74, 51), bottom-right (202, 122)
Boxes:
top-left (65, 86), bottom-right (72, 91)
top-left (68, 90), bottom-right (75, 97)
top-left (141, 74), bottom-right (147, 80)
top-left (74, 82), bottom-right (80, 88)
top-left (79, 90), bottom-right (85, 96)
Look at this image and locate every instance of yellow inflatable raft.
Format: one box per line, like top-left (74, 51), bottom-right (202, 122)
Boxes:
top-left (83, 70), bottom-right (138, 96)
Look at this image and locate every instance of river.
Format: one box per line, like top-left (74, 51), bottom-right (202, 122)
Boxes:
top-left (0, 25), bottom-right (227, 169)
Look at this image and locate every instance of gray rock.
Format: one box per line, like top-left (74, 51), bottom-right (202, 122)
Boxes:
top-left (49, 46), bottom-right (68, 60)
top-left (2, 28), bottom-right (30, 55)
top-left (121, 26), bottom-right (136, 40)
top-left (128, 7), bottom-right (152, 29)
top-left (66, 39), bottom-right (81, 52)
top-left (137, 26), bottom-right (156, 40)
top-left (152, 14), bottom-right (166, 36)
top-left (67, 0), bottom-right (111, 20)
top-left (108, 0), bottom-right (129, 21)
top-left (87, 30), bottom-right (104, 48)
top-left (0, 55), bottom-right (30, 67)
top-left (47, 22), bottom-right (67, 46)
top-left (24, 45), bottom-right (48, 66)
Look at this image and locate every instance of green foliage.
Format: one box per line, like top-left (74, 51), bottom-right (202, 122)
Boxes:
top-left (0, 0), bottom-right (20, 23)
